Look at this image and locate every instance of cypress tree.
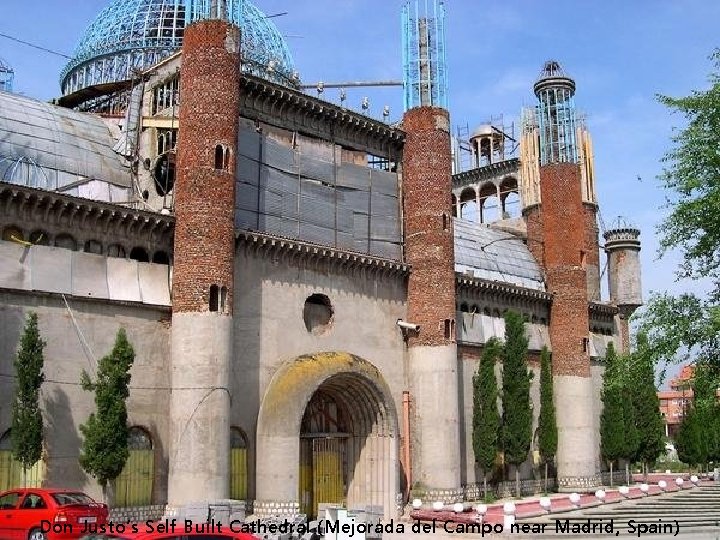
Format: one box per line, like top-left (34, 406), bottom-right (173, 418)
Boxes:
top-left (537, 346), bottom-right (557, 493)
top-left (630, 332), bottom-right (665, 476)
top-left (599, 343), bottom-right (624, 486)
top-left (11, 312), bottom-right (46, 486)
top-left (79, 329), bottom-right (135, 502)
top-left (620, 353), bottom-right (640, 484)
top-left (675, 406), bottom-right (706, 468)
top-left (473, 337), bottom-right (501, 499)
top-left (501, 310), bottom-right (532, 498)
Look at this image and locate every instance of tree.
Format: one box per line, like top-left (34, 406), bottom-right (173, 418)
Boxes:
top-left (619, 353), bottom-right (640, 485)
top-left (599, 343), bottom-right (625, 486)
top-left (675, 405), bottom-right (707, 469)
top-left (635, 51), bottom-right (720, 377)
top-left (676, 362), bottom-right (720, 469)
top-left (473, 338), bottom-right (502, 495)
top-left (629, 333), bottom-right (665, 477)
top-left (472, 338), bottom-right (501, 499)
top-left (501, 310), bottom-right (532, 498)
top-left (537, 346), bottom-right (557, 492)
top-left (79, 329), bottom-right (135, 502)
top-left (11, 312), bottom-right (45, 486)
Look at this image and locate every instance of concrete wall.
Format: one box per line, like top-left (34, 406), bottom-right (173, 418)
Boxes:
top-left (458, 351), bottom-right (541, 487)
top-left (231, 250), bottom-right (408, 498)
top-left (0, 291), bottom-right (171, 503)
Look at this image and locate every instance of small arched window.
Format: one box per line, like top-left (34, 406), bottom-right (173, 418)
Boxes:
top-left (29, 230), bottom-right (49, 246)
top-left (108, 244), bottom-right (127, 258)
top-left (210, 285), bottom-right (219, 312)
top-left (2, 226), bottom-right (24, 243)
top-left (215, 145), bottom-right (225, 170)
top-left (152, 251), bottom-right (170, 265)
top-left (84, 240), bottom-right (103, 255)
top-left (54, 234), bottom-right (77, 251)
top-left (129, 247), bottom-right (150, 263)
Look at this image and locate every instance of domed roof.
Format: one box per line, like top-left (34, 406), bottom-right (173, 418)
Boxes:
top-left (60, 0), bottom-right (296, 95)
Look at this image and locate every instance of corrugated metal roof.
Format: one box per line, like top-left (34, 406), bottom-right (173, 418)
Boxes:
top-left (0, 91), bottom-right (130, 193)
top-left (454, 218), bottom-right (545, 291)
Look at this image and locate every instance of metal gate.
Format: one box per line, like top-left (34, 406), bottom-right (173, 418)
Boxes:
top-left (0, 451), bottom-right (44, 490)
top-left (113, 448), bottom-right (154, 507)
top-left (299, 437), bottom-right (346, 518)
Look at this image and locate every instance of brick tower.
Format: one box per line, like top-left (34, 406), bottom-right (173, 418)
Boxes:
top-left (168, 2), bottom-right (240, 504)
top-left (402, 106), bottom-right (461, 500)
top-left (532, 61), bottom-right (599, 491)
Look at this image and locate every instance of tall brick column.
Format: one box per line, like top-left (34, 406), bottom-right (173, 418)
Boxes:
top-left (540, 163), bottom-right (599, 491)
top-left (402, 107), bottom-right (461, 500)
top-left (168, 18), bottom-right (240, 504)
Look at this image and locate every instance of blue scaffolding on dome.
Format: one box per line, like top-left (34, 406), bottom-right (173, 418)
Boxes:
top-left (402, 0), bottom-right (448, 111)
top-left (60, 0), bottom-right (297, 97)
top-left (0, 58), bottom-right (14, 93)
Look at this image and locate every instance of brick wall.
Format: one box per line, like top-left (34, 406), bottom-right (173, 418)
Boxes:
top-left (584, 203), bottom-right (600, 301)
top-left (402, 107), bottom-right (456, 347)
top-left (172, 20), bottom-right (240, 314)
top-left (539, 163), bottom-right (590, 378)
top-left (523, 204), bottom-right (544, 270)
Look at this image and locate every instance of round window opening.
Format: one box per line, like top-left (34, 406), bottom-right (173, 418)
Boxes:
top-left (303, 293), bottom-right (334, 335)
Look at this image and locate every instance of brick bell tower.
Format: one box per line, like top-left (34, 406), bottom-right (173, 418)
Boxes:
top-left (168, 0), bottom-right (240, 504)
top-left (401, 0), bottom-right (461, 502)
top-left (530, 61), bottom-right (600, 491)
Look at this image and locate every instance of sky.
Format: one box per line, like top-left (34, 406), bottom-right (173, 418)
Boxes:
top-left (2, 0), bottom-right (717, 384)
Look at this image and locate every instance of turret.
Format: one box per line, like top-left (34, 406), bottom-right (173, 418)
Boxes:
top-left (604, 221), bottom-right (643, 352)
top-left (532, 60), bottom-right (600, 491)
top-left (400, 0), bottom-right (461, 505)
top-left (167, 1), bottom-right (240, 505)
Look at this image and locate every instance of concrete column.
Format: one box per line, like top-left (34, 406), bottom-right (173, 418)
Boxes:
top-left (402, 107), bottom-right (461, 499)
top-left (168, 17), bottom-right (240, 505)
top-left (475, 188), bottom-right (482, 224)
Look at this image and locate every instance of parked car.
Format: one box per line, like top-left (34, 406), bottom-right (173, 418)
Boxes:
top-left (0, 488), bottom-right (108, 540)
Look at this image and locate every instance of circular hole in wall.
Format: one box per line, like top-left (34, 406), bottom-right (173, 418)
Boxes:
top-left (303, 293), bottom-right (334, 336)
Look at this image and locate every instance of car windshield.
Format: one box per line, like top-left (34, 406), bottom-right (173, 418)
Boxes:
top-left (52, 492), bottom-right (95, 505)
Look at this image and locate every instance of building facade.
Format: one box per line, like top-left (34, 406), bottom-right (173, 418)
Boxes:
top-left (0, 0), bottom-right (642, 520)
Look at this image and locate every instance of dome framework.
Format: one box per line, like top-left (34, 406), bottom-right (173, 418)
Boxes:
top-left (60, 0), bottom-right (296, 95)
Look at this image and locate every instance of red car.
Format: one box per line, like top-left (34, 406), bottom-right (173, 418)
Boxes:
top-left (81, 533), bottom-right (256, 540)
top-left (0, 488), bottom-right (108, 540)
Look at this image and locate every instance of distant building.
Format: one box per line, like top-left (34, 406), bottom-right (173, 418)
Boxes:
top-left (658, 365), bottom-right (695, 438)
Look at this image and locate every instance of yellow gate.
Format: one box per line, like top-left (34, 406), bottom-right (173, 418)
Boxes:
top-left (299, 438), bottom-right (345, 518)
top-left (113, 449), bottom-right (154, 507)
top-left (0, 451), bottom-right (44, 491)
top-left (230, 450), bottom-right (247, 500)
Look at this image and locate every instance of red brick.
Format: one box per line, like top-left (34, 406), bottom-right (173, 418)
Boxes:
top-left (402, 107), bottom-right (455, 347)
top-left (172, 20), bottom-right (240, 314)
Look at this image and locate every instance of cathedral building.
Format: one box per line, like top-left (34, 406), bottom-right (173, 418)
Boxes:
top-left (0, 0), bottom-right (643, 521)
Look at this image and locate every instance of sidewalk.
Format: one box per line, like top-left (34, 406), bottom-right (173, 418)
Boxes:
top-left (409, 474), bottom-right (711, 527)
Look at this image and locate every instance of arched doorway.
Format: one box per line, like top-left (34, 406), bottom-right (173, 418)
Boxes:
top-left (113, 427), bottom-right (154, 507)
top-left (230, 427), bottom-right (248, 500)
top-left (256, 352), bottom-right (398, 520)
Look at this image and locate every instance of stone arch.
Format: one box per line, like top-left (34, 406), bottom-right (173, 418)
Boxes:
top-left (459, 187), bottom-right (477, 222)
top-left (256, 352), bottom-right (398, 520)
top-left (114, 426), bottom-right (154, 507)
top-left (479, 181), bottom-right (499, 223)
top-left (500, 176), bottom-right (520, 218)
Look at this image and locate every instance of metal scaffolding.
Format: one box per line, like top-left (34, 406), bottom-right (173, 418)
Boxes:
top-left (401, 0), bottom-right (448, 111)
top-left (533, 60), bottom-right (578, 165)
top-left (60, 0), bottom-right (297, 96)
top-left (0, 58), bottom-right (14, 93)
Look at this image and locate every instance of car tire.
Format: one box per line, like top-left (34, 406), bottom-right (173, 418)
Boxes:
top-left (29, 528), bottom-right (46, 540)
